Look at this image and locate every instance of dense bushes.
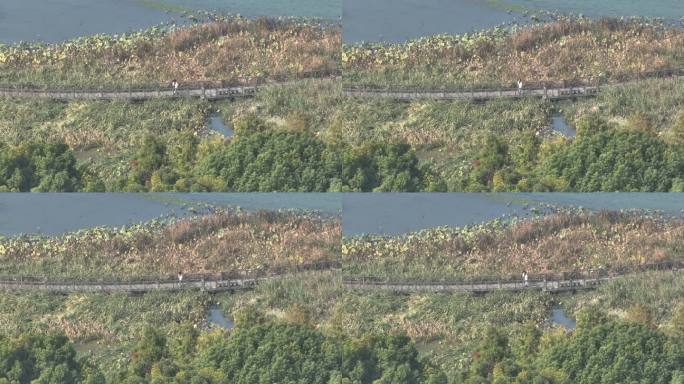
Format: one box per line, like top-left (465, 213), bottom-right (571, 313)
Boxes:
top-left (113, 317), bottom-right (444, 383)
top-left (541, 321), bottom-right (683, 384)
top-left (542, 123), bottom-right (684, 192)
top-left (459, 115), bottom-right (684, 192)
top-left (4, 114), bottom-right (684, 193)
top-left (457, 317), bottom-right (684, 383)
top-left (123, 119), bottom-right (431, 192)
top-left (0, 141), bottom-right (82, 192)
top-left (196, 130), bottom-right (338, 192)
top-left (4, 315), bottom-right (681, 384)
top-left (0, 333), bottom-right (103, 384)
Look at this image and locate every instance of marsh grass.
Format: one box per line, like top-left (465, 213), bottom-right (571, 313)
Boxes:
top-left (343, 18), bottom-right (684, 88)
top-left (342, 210), bottom-right (684, 280)
top-left (0, 289), bottom-right (216, 374)
top-left (0, 17), bottom-right (340, 88)
top-left (0, 209), bottom-right (340, 280)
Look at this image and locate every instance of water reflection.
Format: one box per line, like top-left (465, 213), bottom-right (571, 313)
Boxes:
top-left (343, 0), bottom-right (522, 43)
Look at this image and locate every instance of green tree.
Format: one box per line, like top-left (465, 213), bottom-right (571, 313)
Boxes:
top-left (0, 333), bottom-right (91, 384)
top-left (539, 321), bottom-right (681, 384)
top-left (541, 117), bottom-right (684, 191)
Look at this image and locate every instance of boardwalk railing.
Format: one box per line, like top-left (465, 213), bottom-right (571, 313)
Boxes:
top-left (343, 67), bottom-right (684, 100)
top-left (0, 68), bottom-right (341, 100)
top-left (343, 260), bottom-right (684, 293)
top-left (0, 260), bottom-right (342, 293)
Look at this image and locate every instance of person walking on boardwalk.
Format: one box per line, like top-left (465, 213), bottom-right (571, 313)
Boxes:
top-left (523, 271), bottom-right (529, 287)
top-left (171, 79), bottom-right (179, 95)
top-left (517, 80), bottom-right (523, 96)
top-left (177, 271), bottom-right (183, 283)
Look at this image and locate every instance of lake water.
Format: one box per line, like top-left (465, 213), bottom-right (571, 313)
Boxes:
top-left (343, 0), bottom-right (683, 43)
top-left (0, 0), bottom-right (179, 44)
top-left (0, 0), bottom-right (339, 44)
top-left (343, 193), bottom-right (684, 235)
top-left (149, 0), bottom-right (340, 19)
top-left (343, 0), bottom-right (520, 43)
top-left (497, 0), bottom-right (684, 19)
top-left (0, 193), bottom-right (340, 236)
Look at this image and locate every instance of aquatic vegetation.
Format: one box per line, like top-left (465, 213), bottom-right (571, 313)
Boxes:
top-left (343, 18), bottom-right (684, 88)
top-left (0, 208), bottom-right (340, 279)
top-left (342, 209), bottom-right (684, 280)
top-left (0, 16), bottom-right (340, 88)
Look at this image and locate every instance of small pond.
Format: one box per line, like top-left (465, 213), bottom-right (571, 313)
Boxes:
top-left (207, 307), bottom-right (234, 329)
top-left (207, 113), bottom-right (234, 137)
top-left (550, 114), bottom-right (576, 137)
top-left (549, 306), bottom-right (576, 330)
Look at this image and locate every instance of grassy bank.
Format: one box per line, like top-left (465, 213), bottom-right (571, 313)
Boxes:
top-left (342, 210), bottom-right (684, 280)
top-left (0, 208), bottom-right (340, 280)
top-left (343, 18), bottom-right (684, 89)
top-left (0, 16), bottom-right (339, 88)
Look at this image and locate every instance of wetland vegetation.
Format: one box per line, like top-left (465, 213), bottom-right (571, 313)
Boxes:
top-left (0, 208), bottom-right (340, 280)
top-left (343, 18), bottom-right (684, 89)
top-left (0, 16), bottom-right (339, 88)
top-left (342, 209), bottom-right (684, 280)
top-left (3, 266), bottom-right (680, 383)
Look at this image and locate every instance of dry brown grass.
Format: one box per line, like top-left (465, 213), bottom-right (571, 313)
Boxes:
top-left (343, 210), bottom-right (684, 278)
top-left (0, 209), bottom-right (340, 279)
top-left (343, 18), bottom-right (684, 87)
top-left (0, 17), bottom-right (340, 87)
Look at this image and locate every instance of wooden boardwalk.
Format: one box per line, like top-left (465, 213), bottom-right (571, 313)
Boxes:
top-left (343, 69), bottom-right (684, 101)
top-left (1, 261), bottom-right (680, 295)
top-left (0, 71), bottom-right (340, 101)
top-left (343, 85), bottom-right (601, 101)
top-left (0, 277), bottom-right (263, 293)
top-left (0, 261), bottom-right (342, 294)
top-left (0, 84), bottom-right (261, 101)
top-left (343, 261), bottom-right (683, 294)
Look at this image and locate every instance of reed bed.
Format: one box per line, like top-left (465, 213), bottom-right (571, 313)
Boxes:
top-left (0, 208), bottom-right (340, 280)
top-left (343, 18), bottom-right (684, 88)
top-left (0, 17), bottom-right (340, 88)
top-left (342, 210), bottom-right (684, 280)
